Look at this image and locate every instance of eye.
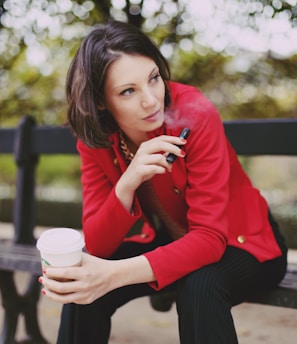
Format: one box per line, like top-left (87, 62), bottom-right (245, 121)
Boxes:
top-left (151, 73), bottom-right (161, 83)
top-left (120, 88), bottom-right (134, 96)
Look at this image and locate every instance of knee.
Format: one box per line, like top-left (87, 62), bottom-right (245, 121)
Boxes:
top-left (177, 267), bottom-right (229, 305)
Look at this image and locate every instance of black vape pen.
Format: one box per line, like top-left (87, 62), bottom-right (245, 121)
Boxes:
top-left (166, 128), bottom-right (190, 163)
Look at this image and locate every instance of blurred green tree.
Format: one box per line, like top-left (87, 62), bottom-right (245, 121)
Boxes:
top-left (0, 0), bottom-right (296, 126)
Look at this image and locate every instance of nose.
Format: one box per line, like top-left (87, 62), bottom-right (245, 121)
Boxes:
top-left (141, 87), bottom-right (157, 108)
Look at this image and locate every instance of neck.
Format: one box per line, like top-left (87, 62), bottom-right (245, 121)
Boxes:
top-left (122, 130), bottom-right (149, 151)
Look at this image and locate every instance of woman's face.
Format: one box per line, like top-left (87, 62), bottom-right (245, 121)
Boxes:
top-left (102, 54), bottom-right (165, 143)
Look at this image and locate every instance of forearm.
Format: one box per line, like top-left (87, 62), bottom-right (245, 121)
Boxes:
top-left (82, 182), bottom-right (145, 257)
top-left (109, 255), bottom-right (156, 290)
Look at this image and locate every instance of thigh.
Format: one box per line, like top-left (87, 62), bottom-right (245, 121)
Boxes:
top-left (189, 245), bottom-right (287, 306)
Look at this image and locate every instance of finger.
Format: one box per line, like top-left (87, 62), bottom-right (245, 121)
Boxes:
top-left (133, 160), bottom-right (168, 177)
top-left (135, 152), bottom-right (167, 165)
top-left (42, 287), bottom-right (99, 305)
top-left (142, 138), bottom-right (187, 157)
top-left (148, 134), bottom-right (186, 144)
top-left (42, 275), bottom-right (80, 294)
top-left (45, 266), bottom-right (80, 281)
top-left (41, 287), bottom-right (77, 304)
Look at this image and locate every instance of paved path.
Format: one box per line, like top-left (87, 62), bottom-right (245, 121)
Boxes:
top-left (1, 223), bottom-right (297, 343)
top-left (7, 286), bottom-right (297, 344)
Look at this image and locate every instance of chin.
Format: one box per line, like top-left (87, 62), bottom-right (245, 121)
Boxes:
top-left (151, 117), bottom-right (164, 130)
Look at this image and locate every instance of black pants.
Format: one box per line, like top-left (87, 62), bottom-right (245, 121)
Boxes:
top-left (57, 213), bottom-right (287, 344)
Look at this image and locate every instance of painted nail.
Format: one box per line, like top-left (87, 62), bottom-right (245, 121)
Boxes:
top-left (38, 277), bottom-right (43, 284)
top-left (42, 269), bottom-right (46, 274)
top-left (41, 289), bottom-right (46, 295)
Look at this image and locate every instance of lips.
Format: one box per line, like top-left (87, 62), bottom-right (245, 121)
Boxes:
top-left (143, 110), bottom-right (162, 122)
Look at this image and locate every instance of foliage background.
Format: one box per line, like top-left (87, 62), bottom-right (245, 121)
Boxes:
top-left (0, 0), bottom-right (297, 188)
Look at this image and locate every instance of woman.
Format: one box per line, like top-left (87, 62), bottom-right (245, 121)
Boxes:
top-left (40, 20), bottom-right (287, 343)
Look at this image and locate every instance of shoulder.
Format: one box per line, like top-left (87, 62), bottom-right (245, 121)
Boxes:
top-left (168, 81), bottom-right (216, 110)
top-left (76, 133), bottom-right (118, 165)
top-left (169, 81), bottom-right (200, 99)
top-left (77, 132), bottom-right (118, 154)
top-left (166, 81), bottom-right (221, 130)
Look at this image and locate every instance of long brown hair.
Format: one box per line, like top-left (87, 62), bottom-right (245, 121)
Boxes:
top-left (66, 20), bottom-right (171, 148)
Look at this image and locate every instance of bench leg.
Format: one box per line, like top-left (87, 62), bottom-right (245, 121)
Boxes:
top-left (22, 275), bottom-right (48, 343)
top-left (0, 271), bottom-right (47, 344)
top-left (0, 271), bottom-right (21, 344)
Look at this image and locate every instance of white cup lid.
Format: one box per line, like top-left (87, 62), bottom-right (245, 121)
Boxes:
top-left (36, 228), bottom-right (84, 254)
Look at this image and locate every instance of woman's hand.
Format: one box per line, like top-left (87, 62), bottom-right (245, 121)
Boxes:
top-left (128, 135), bottom-right (186, 185)
top-left (39, 252), bottom-right (155, 305)
top-left (39, 253), bottom-right (115, 304)
top-left (116, 135), bottom-right (187, 211)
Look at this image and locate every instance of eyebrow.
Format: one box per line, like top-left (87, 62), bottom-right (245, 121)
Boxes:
top-left (112, 66), bottom-right (159, 91)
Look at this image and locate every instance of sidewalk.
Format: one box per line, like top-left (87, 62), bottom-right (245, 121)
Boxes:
top-left (9, 284), bottom-right (297, 344)
top-left (1, 223), bottom-right (297, 343)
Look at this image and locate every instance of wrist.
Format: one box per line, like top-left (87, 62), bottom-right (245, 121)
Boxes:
top-left (115, 177), bottom-right (136, 212)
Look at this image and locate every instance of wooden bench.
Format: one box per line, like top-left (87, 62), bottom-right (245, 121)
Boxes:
top-left (0, 115), bottom-right (296, 343)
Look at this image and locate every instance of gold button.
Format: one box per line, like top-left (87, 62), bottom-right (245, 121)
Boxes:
top-left (113, 158), bottom-right (118, 165)
top-left (173, 187), bottom-right (181, 195)
top-left (237, 235), bottom-right (246, 244)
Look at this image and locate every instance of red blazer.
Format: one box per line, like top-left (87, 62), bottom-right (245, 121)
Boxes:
top-left (77, 81), bottom-right (281, 290)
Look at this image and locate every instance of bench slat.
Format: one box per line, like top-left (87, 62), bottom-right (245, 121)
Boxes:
top-left (224, 119), bottom-right (297, 155)
top-left (280, 264), bottom-right (297, 289)
top-left (0, 128), bottom-right (15, 153)
top-left (31, 127), bottom-right (78, 154)
top-left (1, 240), bottom-right (296, 308)
top-left (247, 263), bottom-right (297, 308)
top-left (2, 119), bottom-right (297, 156)
top-left (0, 241), bottom-right (41, 275)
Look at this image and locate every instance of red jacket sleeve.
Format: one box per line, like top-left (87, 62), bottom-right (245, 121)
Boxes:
top-left (77, 142), bottom-right (145, 257)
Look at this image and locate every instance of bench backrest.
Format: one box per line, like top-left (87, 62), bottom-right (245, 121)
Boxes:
top-left (1, 117), bottom-right (297, 155)
top-left (1, 116), bottom-right (297, 243)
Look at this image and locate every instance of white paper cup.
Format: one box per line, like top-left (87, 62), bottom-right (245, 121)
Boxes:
top-left (36, 227), bottom-right (85, 268)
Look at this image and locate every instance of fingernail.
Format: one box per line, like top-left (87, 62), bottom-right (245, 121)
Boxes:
top-left (180, 138), bottom-right (187, 143)
top-left (180, 150), bottom-right (186, 157)
top-left (42, 269), bottom-right (46, 274)
top-left (41, 289), bottom-right (46, 295)
top-left (38, 277), bottom-right (43, 284)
